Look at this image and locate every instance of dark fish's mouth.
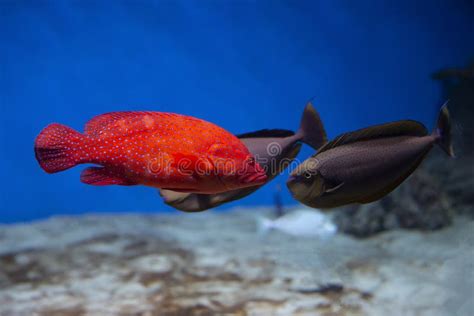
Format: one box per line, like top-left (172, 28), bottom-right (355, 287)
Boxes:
top-left (287, 176), bottom-right (314, 201)
top-left (286, 175), bottom-right (300, 189)
top-left (287, 175), bottom-right (296, 183)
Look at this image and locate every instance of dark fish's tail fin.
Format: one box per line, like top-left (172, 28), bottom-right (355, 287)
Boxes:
top-left (433, 102), bottom-right (455, 157)
top-left (297, 101), bottom-right (328, 150)
top-left (34, 123), bottom-right (85, 173)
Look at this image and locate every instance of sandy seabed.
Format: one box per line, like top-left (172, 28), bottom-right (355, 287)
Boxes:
top-left (0, 207), bottom-right (472, 316)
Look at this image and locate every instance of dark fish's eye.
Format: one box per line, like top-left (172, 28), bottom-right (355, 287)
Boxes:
top-left (304, 171), bottom-right (312, 179)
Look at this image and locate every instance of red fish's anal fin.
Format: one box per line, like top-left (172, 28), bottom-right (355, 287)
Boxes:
top-left (80, 167), bottom-right (137, 186)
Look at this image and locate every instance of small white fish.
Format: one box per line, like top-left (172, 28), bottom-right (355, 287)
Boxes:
top-left (257, 208), bottom-right (337, 238)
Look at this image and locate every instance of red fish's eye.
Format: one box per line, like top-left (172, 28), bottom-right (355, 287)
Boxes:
top-left (248, 157), bottom-right (255, 165)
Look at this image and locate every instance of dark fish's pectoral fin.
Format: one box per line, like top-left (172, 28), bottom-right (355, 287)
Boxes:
top-left (357, 149), bottom-right (430, 204)
top-left (324, 182), bottom-right (344, 193)
top-left (80, 167), bottom-right (136, 186)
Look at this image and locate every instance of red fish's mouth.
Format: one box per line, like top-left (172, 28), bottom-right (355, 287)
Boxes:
top-left (236, 158), bottom-right (268, 186)
top-left (241, 172), bottom-right (268, 185)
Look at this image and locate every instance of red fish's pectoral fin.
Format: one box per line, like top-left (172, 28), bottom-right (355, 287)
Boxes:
top-left (80, 167), bottom-right (136, 186)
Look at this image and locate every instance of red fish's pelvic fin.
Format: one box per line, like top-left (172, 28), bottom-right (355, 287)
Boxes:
top-left (297, 102), bottom-right (328, 150)
top-left (433, 102), bottom-right (455, 157)
top-left (35, 123), bottom-right (85, 173)
top-left (80, 167), bottom-right (136, 186)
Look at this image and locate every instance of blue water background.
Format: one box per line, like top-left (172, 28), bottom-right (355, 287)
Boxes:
top-left (1, 1), bottom-right (473, 222)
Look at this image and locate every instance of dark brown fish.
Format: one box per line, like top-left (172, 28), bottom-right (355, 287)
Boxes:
top-left (160, 103), bottom-right (327, 212)
top-left (287, 104), bottom-right (454, 209)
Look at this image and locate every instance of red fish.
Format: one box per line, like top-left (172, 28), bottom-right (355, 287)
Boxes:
top-left (34, 111), bottom-right (267, 194)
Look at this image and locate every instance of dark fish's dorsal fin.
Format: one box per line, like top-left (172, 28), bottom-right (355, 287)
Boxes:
top-left (317, 120), bottom-right (428, 153)
top-left (84, 111), bottom-right (182, 136)
top-left (236, 129), bottom-right (295, 139)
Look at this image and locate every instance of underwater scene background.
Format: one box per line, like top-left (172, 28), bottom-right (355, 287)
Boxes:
top-left (1, 1), bottom-right (473, 315)
top-left (1, 0), bottom-right (473, 222)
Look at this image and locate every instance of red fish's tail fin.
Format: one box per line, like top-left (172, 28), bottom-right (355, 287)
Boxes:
top-left (297, 101), bottom-right (328, 150)
top-left (433, 102), bottom-right (455, 157)
top-left (34, 123), bottom-right (85, 173)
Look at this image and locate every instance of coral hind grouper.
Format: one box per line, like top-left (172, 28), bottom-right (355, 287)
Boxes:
top-left (35, 111), bottom-right (267, 194)
top-left (160, 102), bottom-right (327, 212)
top-left (287, 104), bottom-right (454, 209)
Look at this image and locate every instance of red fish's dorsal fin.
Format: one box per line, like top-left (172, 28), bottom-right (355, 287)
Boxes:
top-left (84, 111), bottom-right (179, 137)
top-left (317, 120), bottom-right (428, 153)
